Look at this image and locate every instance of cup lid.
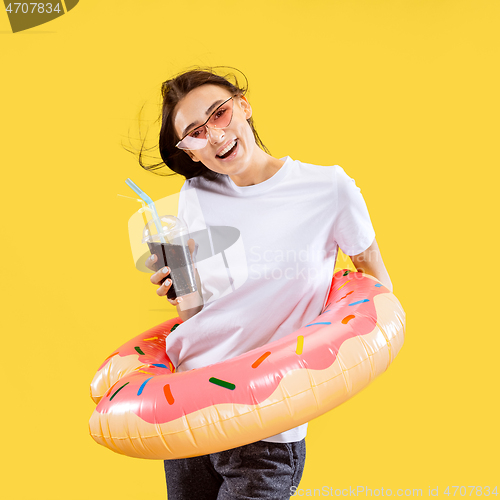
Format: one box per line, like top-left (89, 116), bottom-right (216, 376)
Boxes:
top-left (142, 215), bottom-right (188, 244)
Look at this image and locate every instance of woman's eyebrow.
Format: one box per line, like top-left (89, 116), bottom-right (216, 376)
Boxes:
top-left (182, 99), bottom-right (225, 137)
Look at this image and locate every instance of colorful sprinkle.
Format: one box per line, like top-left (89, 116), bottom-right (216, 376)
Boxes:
top-left (163, 384), bottom-right (174, 405)
top-left (110, 382), bottom-right (129, 401)
top-left (134, 346), bottom-right (145, 355)
top-left (342, 315), bottom-right (356, 324)
top-left (375, 284), bottom-right (382, 287)
top-left (138, 370), bottom-right (155, 376)
top-left (337, 280), bottom-right (351, 291)
top-left (252, 351), bottom-right (271, 368)
top-left (305, 322), bottom-right (332, 327)
top-left (168, 362), bottom-right (175, 373)
top-left (171, 323), bottom-right (180, 332)
top-left (336, 290), bottom-right (354, 303)
top-left (143, 336), bottom-right (158, 341)
top-left (137, 377), bottom-right (153, 396)
top-left (343, 270), bottom-right (351, 276)
top-left (151, 363), bottom-right (169, 369)
top-left (296, 335), bottom-right (304, 355)
top-left (209, 377), bottom-right (235, 390)
top-left (348, 299), bottom-right (370, 306)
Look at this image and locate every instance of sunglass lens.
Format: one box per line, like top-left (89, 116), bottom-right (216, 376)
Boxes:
top-left (208, 100), bottom-right (233, 129)
top-left (177, 133), bottom-right (207, 150)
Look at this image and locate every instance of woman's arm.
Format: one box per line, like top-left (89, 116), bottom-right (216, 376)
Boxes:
top-left (348, 238), bottom-right (393, 293)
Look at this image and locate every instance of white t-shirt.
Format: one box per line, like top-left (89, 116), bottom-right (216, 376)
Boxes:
top-left (165, 156), bottom-right (376, 443)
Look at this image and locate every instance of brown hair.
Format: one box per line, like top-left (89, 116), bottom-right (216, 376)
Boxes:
top-left (131, 66), bottom-right (271, 182)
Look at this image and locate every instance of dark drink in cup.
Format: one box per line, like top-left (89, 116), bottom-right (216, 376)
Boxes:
top-left (147, 240), bottom-right (197, 300)
top-left (143, 215), bottom-right (198, 300)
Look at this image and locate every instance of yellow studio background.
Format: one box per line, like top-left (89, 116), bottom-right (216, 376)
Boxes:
top-left (1, 0), bottom-right (498, 498)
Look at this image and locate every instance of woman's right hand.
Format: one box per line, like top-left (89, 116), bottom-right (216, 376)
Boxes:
top-left (146, 255), bottom-right (180, 306)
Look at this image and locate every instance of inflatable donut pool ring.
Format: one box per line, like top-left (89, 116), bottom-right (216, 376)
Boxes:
top-left (89, 269), bottom-right (405, 460)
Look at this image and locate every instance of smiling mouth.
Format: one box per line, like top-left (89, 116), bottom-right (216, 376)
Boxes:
top-left (216, 139), bottom-right (238, 159)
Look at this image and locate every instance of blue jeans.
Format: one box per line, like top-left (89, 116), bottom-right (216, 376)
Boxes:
top-left (163, 438), bottom-right (306, 499)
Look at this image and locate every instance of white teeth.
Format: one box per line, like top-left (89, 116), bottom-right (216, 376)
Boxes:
top-left (217, 140), bottom-right (236, 157)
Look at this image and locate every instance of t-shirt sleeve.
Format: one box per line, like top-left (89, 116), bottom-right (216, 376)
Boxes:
top-left (332, 166), bottom-right (376, 255)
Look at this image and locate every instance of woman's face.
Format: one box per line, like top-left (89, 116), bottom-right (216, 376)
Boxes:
top-left (172, 84), bottom-right (255, 176)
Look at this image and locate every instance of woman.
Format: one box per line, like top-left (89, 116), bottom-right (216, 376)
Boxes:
top-left (140, 66), bottom-right (393, 500)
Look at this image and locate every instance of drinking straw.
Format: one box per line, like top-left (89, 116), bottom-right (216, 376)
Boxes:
top-left (125, 178), bottom-right (168, 244)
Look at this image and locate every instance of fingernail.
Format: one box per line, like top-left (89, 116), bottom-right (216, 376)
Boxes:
top-left (165, 279), bottom-right (171, 285)
top-left (162, 267), bottom-right (169, 273)
top-left (177, 297), bottom-right (183, 303)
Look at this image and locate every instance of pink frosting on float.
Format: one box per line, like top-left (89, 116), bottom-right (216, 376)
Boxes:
top-left (95, 270), bottom-right (386, 425)
top-left (96, 322), bottom-right (177, 373)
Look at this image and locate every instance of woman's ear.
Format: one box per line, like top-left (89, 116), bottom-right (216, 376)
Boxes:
top-left (239, 95), bottom-right (252, 120)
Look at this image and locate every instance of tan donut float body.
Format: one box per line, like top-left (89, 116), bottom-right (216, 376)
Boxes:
top-left (89, 269), bottom-right (405, 460)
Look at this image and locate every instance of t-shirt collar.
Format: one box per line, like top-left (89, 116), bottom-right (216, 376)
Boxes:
top-left (224, 156), bottom-right (292, 195)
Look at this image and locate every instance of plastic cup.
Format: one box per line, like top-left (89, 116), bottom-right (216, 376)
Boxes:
top-left (143, 215), bottom-right (197, 300)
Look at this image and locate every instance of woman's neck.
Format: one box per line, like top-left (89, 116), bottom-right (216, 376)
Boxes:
top-left (228, 148), bottom-right (285, 187)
